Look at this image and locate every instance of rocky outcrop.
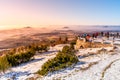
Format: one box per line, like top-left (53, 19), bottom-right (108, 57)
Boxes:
top-left (75, 38), bottom-right (112, 50)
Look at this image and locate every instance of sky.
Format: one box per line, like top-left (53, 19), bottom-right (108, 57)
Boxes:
top-left (0, 0), bottom-right (120, 30)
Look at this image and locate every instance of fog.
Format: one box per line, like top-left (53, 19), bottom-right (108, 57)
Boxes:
top-left (68, 26), bottom-right (120, 31)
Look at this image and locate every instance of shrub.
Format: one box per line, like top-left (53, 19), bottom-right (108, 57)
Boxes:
top-left (34, 45), bottom-right (49, 53)
top-left (70, 41), bottom-right (76, 50)
top-left (0, 56), bottom-right (11, 73)
top-left (38, 46), bottom-right (78, 76)
top-left (62, 46), bottom-right (71, 53)
top-left (6, 49), bottom-right (35, 66)
top-left (0, 43), bottom-right (47, 73)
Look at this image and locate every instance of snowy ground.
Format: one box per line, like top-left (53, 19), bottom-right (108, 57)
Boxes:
top-left (0, 50), bottom-right (58, 80)
top-left (0, 38), bottom-right (120, 80)
top-left (0, 44), bottom-right (68, 80)
top-left (41, 47), bottom-right (120, 80)
top-left (103, 59), bottom-right (120, 80)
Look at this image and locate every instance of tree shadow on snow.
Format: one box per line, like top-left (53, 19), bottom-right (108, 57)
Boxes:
top-left (15, 57), bottom-right (45, 67)
top-left (3, 71), bottom-right (30, 80)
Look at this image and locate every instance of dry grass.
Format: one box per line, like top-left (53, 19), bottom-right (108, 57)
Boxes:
top-left (109, 50), bottom-right (114, 52)
top-left (100, 59), bottom-right (120, 80)
top-left (80, 62), bottom-right (98, 71)
top-left (76, 40), bottom-right (112, 49)
top-left (26, 77), bottom-right (35, 80)
top-left (85, 42), bottom-right (112, 48)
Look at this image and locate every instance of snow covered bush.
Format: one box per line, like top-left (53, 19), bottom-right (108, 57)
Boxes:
top-left (38, 46), bottom-right (78, 76)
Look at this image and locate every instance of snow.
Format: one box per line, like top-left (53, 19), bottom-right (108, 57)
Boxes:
top-left (94, 39), bottom-right (103, 43)
top-left (103, 59), bottom-right (120, 80)
top-left (0, 50), bottom-right (57, 80)
top-left (0, 44), bottom-right (68, 80)
top-left (93, 37), bottom-right (120, 45)
top-left (0, 37), bottom-right (120, 80)
top-left (114, 41), bottom-right (120, 45)
top-left (53, 44), bottom-right (70, 51)
top-left (40, 47), bottom-right (120, 80)
top-left (77, 47), bottom-right (113, 56)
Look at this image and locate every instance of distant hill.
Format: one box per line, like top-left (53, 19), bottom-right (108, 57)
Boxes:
top-left (24, 26), bottom-right (32, 29)
top-left (63, 26), bottom-right (69, 29)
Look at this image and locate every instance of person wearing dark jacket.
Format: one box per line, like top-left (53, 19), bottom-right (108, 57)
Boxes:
top-left (117, 32), bottom-right (119, 38)
top-left (101, 32), bottom-right (104, 37)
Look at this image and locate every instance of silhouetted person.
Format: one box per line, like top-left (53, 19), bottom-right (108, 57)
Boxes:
top-left (117, 32), bottom-right (119, 38)
top-left (101, 32), bottom-right (104, 36)
top-left (107, 32), bottom-right (109, 39)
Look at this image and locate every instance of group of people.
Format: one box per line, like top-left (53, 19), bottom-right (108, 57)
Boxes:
top-left (79, 32), bottom-right (120, 42)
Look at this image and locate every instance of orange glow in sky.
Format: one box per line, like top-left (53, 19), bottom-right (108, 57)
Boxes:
top-left (0, 0), bottom-right (120, 30)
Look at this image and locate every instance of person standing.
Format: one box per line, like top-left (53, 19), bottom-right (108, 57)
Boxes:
top-left (101, 32), bottom-right (104, 37)
top-left (117, 32), bottom-right (119, 38)
top-left (107, 32), bottom-right (109, 39)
